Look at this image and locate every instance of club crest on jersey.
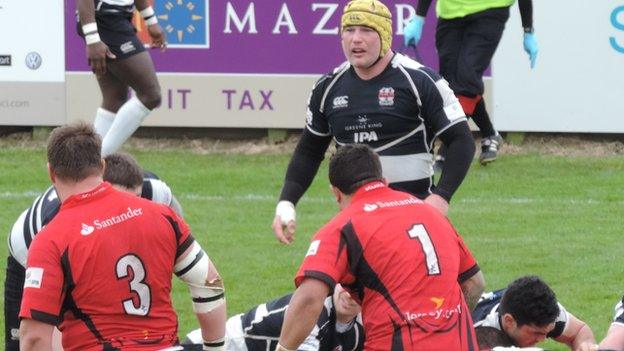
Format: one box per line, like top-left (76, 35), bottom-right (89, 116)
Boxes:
top-left (332, 95), bottom-right (349, 109)
top-left (378, 87), bottom-right (395, 107)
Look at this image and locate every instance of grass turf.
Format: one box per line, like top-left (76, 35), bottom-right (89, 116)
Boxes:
top-left (1, 144), bottom-right (623, 350)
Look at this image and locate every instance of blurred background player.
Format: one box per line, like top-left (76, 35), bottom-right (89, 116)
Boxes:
top-left (184, 284), bottom-right (363, 351)
top-left (404, 0), bottom-right (538, 166)
top-left (598, 295), bottom-right (624, 350)
top-left (273, 0), bottom-right (475, 244)
top-left (77, 0), bottom-right (165, 156)
top-left (473, 276), bottom-right (597, 351)
top-left (277, 144), bottom-right (485, 351)
top-left (4, 152), bottom-right (182, 350)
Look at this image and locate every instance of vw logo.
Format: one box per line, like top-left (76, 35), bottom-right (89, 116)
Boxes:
top-left (25, 52), bottom-right (42, 70)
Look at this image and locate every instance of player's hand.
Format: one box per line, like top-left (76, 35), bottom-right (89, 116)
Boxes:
top-left (87, 42), bottom-right (116, 76)
top-left (424, 193), bottom-right (449, 216)
top-left (272, 201), bottom-right (296, 245)
top-left (523, 32), bottom-right (538, 69)
top-left (404, 16), bottom-right (425, 47)
top-left (148, 24), bottom-right (167, 51)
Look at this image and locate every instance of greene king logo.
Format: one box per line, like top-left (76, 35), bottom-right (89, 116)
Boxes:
top-left (81, 223), bottom-right (95, 236)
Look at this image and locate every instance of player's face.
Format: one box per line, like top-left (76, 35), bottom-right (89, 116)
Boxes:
top-left (507, 322), bottom-right (555, 347)
top-left (341, 25), bottom-right (381, 69)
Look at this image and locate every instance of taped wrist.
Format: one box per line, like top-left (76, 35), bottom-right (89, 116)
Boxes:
top-left (82, 22), bottom-right (101, 45)
top-left (140, 6), bottom-right (158, 25)
top-left (175, 241), bottom-right (225, 313)
top-left (275, 201), bottom-right (295, 224)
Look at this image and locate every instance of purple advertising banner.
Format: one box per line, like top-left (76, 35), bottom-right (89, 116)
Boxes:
top-left (65, 0), bottom-right (441, 74)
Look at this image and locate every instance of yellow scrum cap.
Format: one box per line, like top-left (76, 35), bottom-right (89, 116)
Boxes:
top-left (341, 0), bottom-right (393, 58)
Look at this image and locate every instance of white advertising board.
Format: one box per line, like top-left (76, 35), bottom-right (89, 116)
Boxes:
top-left (0, 0), bottom-right (65, 125)
top-left (492, 0), bottom-right (624, 133)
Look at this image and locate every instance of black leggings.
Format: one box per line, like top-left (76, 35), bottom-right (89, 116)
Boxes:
top-left (4, 256), bottom-right (25, 351)
top-left (436, 6), bottom-right (510, 97)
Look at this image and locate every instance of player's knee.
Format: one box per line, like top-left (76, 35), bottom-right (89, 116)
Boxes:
top-left (138, 89), bottom-right (161, 110)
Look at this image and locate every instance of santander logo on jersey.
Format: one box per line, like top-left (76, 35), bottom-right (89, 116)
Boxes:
top-left (80, 207), bottom-right (144, 235)
top-left (80, 223), bottom-right (95, 236)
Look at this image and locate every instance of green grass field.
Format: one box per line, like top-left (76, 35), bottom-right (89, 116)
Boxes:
top-left (1, 138), bottom-right (623, 350)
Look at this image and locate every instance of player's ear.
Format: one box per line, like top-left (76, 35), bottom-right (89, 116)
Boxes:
top-left (331, 185), bottom-right (342, 204)
top-left (382, 177), bottom-right (388, 185)
top-left (502, 313), bottom-right (517, 330)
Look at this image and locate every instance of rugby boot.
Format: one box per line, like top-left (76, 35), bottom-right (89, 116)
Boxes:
top-left (479, 133), bottom-right (503, 165)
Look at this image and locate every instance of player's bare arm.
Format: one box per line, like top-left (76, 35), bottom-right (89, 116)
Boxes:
top-left (77, 0), bottom-right (115, 75)
top-left (460, 270), bottom-right (485, 311)
top-left (278, 278), bottom-right (330, 350)
top-left (19, 319), bottom-right (54, 351)
top-left (599, 323), bottom-right (624, 351)
top-left (554, 313), bottom-right (597, 351)
top-left (134, 0), bottom-right (166, 50)
top-left (175, 239), bottom-right (227, 348)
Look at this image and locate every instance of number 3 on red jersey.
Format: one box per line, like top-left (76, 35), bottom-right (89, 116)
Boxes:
top-left (116, 254), bottom-right (152, 316)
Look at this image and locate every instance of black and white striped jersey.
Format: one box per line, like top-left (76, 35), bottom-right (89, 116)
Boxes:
top-left (472, 289), bottom-right (569, 341)
top-left (239, 293), bottom-right (363, 351)
top-left (306, 53), bottom-right (466, 198)
top-left (7, 172), bottom-right (173, 268)
top-left (611, 296), bottom-right (624, 325)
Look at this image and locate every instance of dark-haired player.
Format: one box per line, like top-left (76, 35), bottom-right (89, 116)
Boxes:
top-left (473, 276), bottom-right (596, 350)
top-left (277, 144), bottom-right (485, 351)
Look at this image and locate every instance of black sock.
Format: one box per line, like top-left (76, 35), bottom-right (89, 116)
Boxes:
top-left (471, 100), bottom-right (496, 138)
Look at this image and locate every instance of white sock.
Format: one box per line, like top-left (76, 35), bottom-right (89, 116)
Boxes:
top-left (93, 108), bottom-right (116, 139)
top-left (101, 96), bottom-right (150, 156)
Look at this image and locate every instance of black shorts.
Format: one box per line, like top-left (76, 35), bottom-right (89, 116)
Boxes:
top-left (77, 8), bottom-right (146, 60)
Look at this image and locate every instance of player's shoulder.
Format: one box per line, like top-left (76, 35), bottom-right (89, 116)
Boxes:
top-left (141, 176), bottom-right (173, 206)
top-left (391, 53), bottom-right (441, 82)
top-left (313, 61), bottom-right (351, 91)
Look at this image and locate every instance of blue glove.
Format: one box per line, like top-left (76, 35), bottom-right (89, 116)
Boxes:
top-left (523, 32), bottom-right (538, 69)
top-left (404, 16), bottom-right (425, 47)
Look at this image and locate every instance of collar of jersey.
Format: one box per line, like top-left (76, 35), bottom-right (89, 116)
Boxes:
top-left (351, 181), bottom-right (387, 202)
top-left (62, 182), bottom-right (112, 209)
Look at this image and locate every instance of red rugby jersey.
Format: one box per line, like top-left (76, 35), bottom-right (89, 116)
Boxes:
top-left (296, 182), bottom-right (479, 351)
top-left (20, 182), bottom-right (194, 350)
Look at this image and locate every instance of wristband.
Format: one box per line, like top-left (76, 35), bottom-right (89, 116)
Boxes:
top-left (203, 337), bottom-right (225, 351)
top-left (140, 6), bottom-right (158, 25)
top-left (85, 33), bottom-right (101, 45)
top-left (82, 22), bottom-right (98, 35)
top-left (275, 344), bottom-right (296, 351)
top-left (275, 201), bottom-right (296, 224)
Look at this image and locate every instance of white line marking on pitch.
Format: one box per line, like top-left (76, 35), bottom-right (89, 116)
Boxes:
top-left (2, 191), bottom-right (622, 206)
